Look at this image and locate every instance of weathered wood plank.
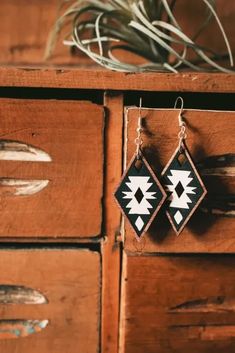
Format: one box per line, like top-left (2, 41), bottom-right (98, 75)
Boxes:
top-left (0, 67), bottom-right (235, 93)
top-left (0, 250), bottom-right (100, 353)
top-left (122, 255), bottom-right (235, 353)
top-left (0, 98), bottom-right (104, 239)
top-left (101, 92), bottom-right (123, 353)
top-left (124, 108), bottom-right (235, 253)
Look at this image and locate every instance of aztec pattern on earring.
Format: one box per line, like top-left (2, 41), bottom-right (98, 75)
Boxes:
top-left (161, 97), bottom-right (207, 235)
top-left (114, 99), bottom-right (167, 241)
top-left (115, 150), bottom-right (167, 239)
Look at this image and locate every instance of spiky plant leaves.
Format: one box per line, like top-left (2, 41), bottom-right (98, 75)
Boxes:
top-left (45, 0), bottom-right (234, 73)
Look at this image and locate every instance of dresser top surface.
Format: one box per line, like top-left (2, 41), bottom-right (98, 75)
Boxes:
top-left (0, 66), bottom-right (234, 93)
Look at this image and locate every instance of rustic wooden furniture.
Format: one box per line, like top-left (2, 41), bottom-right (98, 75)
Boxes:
top-left (0, 67), bottom-right (234, 353)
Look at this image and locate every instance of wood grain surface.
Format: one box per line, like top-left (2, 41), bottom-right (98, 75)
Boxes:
top-left (0, 249), bottom-right (100, 353)
top-left (124, 108), bottom-right (235, 253)
top-left (0, 0), bottom-right (91, 66)
top-left (101, 92), bottom-right (123, 353)
top-left (0, 98), bottom-right (104, 239)
top-left (121, 254), bottom-right (235, 353)
top-left (0, 67), bottom-right (235, 93)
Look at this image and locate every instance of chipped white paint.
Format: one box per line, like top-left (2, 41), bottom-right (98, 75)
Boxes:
top-left (0, 140), bottom-right (52, 162)
top-left (0, 179), bottom-right (49, 196)
top-left (0, 285), bottom-right (48, 304)
top-left (0, 319), bottom-right (49, 339)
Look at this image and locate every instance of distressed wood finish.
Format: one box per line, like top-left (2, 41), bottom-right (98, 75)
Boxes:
top-left (0, 67), bottom-right (235, 93)
top-left (0, 179), bottom-right (50, 197)
top-left (0, 0), bottom-right (234, 69)
top-left (124, 108), bottom-right (235, 253)
top-left (121, 255), bottom-right (235, 353)
top-left (0, 98), bottom-right (104, 239)
top-left (102, 92), bottom-right (123, 353)
top-left (0, 285), bottom-right (48, 304)
top-left (0, 320), bottom-right (49, 339)
top-left (0, 249), bottom-right (100, 352)
top-left (0, 0), bottom-right (91, 66)
top-left (0, 0), bottom-right (57, 64)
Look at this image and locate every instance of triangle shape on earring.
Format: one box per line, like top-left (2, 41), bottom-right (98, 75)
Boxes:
top-left (114, 150), bottom-right (167, 241)
top-left (161, 141), bottom-right (207, 235)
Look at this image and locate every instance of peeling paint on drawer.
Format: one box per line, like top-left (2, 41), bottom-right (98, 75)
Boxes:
top-left (0, 320), bottom-right (49, 339)
top-left (0, 285), bottom-right (48, 304)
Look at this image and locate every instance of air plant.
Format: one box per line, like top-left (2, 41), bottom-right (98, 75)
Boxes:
top-left (45, 0), bottom-right (234, 73)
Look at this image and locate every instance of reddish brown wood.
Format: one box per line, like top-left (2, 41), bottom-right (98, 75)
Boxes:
top-left (173, 0), bottom-right (235, 64)
top-left (0, 67), bottom-right (234, 93)
top-left (122, 255), bottom-right (235, 353)
top-left (0, 98), bottom-right (104, 239)
top-left (124, 108), bottom-right (235, 253)
top-left (0, 0), bottom-right (91, 66)
top-left (101, 92), bottom-right (123, 353)
top-left (0, 0), bottom-right (234, 69)
top-left (0, 249), bottom-right (100, 353)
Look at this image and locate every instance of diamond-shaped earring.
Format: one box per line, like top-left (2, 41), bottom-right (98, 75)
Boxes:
top-left (161, 97), bottom-right (207, 235)
top-left (114, 99), bottom-right (167, 241)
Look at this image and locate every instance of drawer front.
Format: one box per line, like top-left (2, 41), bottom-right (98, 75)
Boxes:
top-left (124, 108), bottom-right (235, 253)
top-left (122, 255), bottom-right (235, 353)
top-left (0, 98), bottom-right (104, 238)
top-left (0, 249), bottom-right (100, 353)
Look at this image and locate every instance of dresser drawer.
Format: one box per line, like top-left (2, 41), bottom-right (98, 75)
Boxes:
top-left (122, 254), bottom-right (235, 353)
top-left (0, 98), bottom-right (104, 239)
top-left (0, 249), bottom-right (100, 353)
top-left (124, 108), bottom-right (235, 253)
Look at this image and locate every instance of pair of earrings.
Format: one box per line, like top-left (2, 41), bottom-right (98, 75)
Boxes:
top-left (114, 97), bottom-right (207, 241)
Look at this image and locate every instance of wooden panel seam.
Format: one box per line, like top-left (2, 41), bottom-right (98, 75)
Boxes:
top-left (102, 91), bottom-right (123, 353)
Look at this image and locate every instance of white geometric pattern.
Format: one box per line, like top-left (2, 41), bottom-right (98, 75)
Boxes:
top-left (174, 210), bottom-right (183, 224)
top-left (165, 170), bottom-right (196, 209)
top-left (122, 176), bottom-right (158, 232)
top-left (135, 216), bottom-right (144, 231)
top-left (115, 152), bottom-right (167, 239)
top-left (122, 176), bottom-right (157, 214)
top-left (161, 142), bottom-right (207, 235)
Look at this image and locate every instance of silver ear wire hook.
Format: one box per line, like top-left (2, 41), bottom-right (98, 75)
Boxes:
top-left (174, 96), bottom-right (187, 150)
top-left (135, 97), bottom-right (143, 159)
top-left (174, 96), bottom-right (184, 127)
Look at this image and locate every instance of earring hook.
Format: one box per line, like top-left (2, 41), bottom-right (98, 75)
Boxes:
top-left (174, 96), bottom-right (184, 127)
top-left (174, 96), bottom-right (187, 150)
top-left (135, 97), bottom-right (143, 158)
top-left (138, 97), bottom-right (143, 129)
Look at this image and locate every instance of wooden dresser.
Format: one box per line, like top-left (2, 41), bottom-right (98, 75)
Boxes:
top-left (0, 67), bottom-right (234, 353)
